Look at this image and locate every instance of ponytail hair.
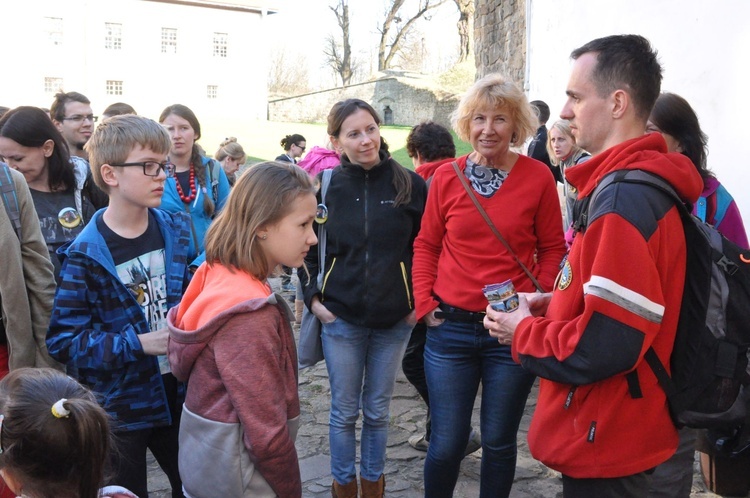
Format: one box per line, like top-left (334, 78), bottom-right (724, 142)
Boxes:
top-left (215, 137), bottom-right (246, 163)
top-left (191, 145), bottom-right (215, 217)
top-left (280, 134), bottom-right (306, 151)
top-left (0, 368), bottom-right (111, 498)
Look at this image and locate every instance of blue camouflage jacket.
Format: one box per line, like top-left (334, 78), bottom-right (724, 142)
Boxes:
top-left (47, 208), bottom-right (191, 431)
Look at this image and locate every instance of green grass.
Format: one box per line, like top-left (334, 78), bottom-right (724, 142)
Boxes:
top-left (200, 119), bottom-right (472, 172)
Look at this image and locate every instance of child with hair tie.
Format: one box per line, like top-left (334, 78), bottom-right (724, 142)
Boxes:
top-left (0, 367), bottom-right (136, 498)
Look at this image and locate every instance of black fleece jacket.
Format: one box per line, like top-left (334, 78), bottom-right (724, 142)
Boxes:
top-left (301, 151), bottom-right (426, 328)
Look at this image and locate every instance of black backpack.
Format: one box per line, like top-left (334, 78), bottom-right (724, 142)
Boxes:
top-left (576, 169), bottom-right (750, 449)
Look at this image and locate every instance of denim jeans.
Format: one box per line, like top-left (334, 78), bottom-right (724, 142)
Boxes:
top-left (423, 319), bottom-right (535, 498)
top-left (322, 316), bottom-right (412, 484)
top-left (402, 322), bottom-right (430, 440)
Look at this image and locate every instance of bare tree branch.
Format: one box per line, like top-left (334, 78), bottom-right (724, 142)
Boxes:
top-left (453, 0), bottom-right (474, 63)
top-left (323, 0), bottom-right (355, 86)
top-left (268, 46), bottom-right (311, 96)
top-left (377, 0), bottom-right (448, 71)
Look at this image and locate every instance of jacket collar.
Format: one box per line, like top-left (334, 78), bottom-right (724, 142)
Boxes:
top-left (340, 150), bottom-right (390, 179)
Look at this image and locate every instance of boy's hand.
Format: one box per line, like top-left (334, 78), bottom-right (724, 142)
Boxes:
top-left (139, 329), bottom-right (169, 355)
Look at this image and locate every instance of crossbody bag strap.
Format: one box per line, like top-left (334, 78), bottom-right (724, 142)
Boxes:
top-left (451, 161), bottom-right (544, 292)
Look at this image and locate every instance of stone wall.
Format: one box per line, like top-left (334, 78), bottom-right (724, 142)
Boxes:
top-left (474, 0), bottom-right (526, 86)
top-left (268, 74), bottom-right (459, 128)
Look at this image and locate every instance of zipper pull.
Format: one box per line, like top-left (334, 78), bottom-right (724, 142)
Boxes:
top-left (564, 386), bottom-right (577, 409)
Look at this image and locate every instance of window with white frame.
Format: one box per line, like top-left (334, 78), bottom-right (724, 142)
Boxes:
top-left (106, 80), bottom-right (123, 96)
top-left (105, 22), bottom-right (122, 50)
top-left (207, 85), bottom-right (218, 99)
top-left (44, 17), bottom-right (63, 46)
top-left (213, 32), bottom-right (228, 58)
top-left (161, 27), bottom-right (177, 54)
top-left (44, 77), bottom-right (63, 94)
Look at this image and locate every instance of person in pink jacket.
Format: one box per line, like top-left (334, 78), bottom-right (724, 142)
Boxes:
top-left (168, 161), bottom-right (317, 498)
top-left (297, 142), bottom-right (340, 178)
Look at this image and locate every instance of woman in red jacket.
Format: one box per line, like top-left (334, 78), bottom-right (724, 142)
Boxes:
top-left (412, 73), bottom-right (566, 497)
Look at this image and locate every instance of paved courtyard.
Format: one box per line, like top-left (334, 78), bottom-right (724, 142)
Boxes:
top-left (144, 276), bottom-right (733, 497)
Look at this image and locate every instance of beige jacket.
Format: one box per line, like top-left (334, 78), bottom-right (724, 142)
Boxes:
top-left (0, 166), bottom-right (61, 370)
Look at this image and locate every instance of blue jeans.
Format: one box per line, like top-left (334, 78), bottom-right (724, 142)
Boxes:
top-left (322, 316), bottom-right (412, 484)
top-left (423, 319), bottom-right (535, 498)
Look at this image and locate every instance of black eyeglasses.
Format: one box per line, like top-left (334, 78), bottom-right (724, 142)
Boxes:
top-left (295, 144), bottom-right (306, 152)
top-left (109, 161), bottom-right (174, 177)
top-left (62, 114), bottom-right (98, 123)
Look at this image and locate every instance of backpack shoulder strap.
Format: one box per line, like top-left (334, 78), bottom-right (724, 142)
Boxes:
top-left (0, 163), bottom-right (22, 239)
top-left (207, 158), bottom-right (222, 202)
top-left (588, 170), bottom-right (691, 404)
top-left (316, 168), bottom-right (335, 287)
top-left (575, 169), bottom-right (688, 233)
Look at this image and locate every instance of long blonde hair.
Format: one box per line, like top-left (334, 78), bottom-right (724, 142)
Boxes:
top-left (203, 161), bottom-right (315, 279)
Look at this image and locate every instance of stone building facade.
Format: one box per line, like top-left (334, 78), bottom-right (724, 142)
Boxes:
top-left (268, 72), bottom-right (459, 128)
top-left (474, 0), bottom-right (526, 85)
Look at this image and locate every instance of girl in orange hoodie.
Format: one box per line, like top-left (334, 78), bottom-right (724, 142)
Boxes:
top-left (167, 161), bottom-right (317, 498)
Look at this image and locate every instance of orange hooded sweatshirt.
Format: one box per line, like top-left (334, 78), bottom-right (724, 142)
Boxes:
top-left (168, 263), bottom-right (301, 497)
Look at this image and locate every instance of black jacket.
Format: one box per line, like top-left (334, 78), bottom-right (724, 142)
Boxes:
top-left (302, 152), bottom-right (426, 328)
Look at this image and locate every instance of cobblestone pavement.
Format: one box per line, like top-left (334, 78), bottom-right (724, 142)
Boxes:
top-left (144, 276), bottom-right (731, 497)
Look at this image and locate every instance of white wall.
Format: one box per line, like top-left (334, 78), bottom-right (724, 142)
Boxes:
top-left (0, 0), bottom-right (269, 123)
top-left (525, 0), bottom-right (750, 224)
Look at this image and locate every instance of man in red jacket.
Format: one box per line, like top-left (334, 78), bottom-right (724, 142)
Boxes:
top-left (484, 34), bottom-right (704, 497)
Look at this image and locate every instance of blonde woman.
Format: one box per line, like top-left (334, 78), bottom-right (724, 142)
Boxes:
top-left (215, 137), bottom-right (247, 186)
top-left (412, 73), bottom-right (566, 497)
top-left (546, 119), bottom-right (590, 231)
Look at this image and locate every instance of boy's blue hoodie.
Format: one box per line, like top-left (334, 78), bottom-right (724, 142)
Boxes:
top-left (47, 208), bottom-right (191, 431)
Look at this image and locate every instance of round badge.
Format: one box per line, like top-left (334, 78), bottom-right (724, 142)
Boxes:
top-left (58, 207), bottom-right (82, 229)
top-left (558, 259), bottom-right (573, 291)
top-left (315, 203), bottom-right (328, 224)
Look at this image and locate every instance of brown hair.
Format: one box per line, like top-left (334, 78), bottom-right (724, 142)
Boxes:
top-left (50, 91), bottom-right (90, 123)
top-left (86, 114), bottom-right (172, 193)
top-left (327, 99), bottom-right (413, 207)
top-left (570, 34), bottom-right (662, 121)
top-left (0, 368), bottom-right (111, 498)
top-left (159, 104), bottom-right (215, 216)
top-left (203, 161), bottom-right (315, 279)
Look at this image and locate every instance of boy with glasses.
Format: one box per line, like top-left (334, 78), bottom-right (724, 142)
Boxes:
top-left (51, 91), bottom-right (96, 161)
top-left (47, 114), bottom-right (191, 498)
